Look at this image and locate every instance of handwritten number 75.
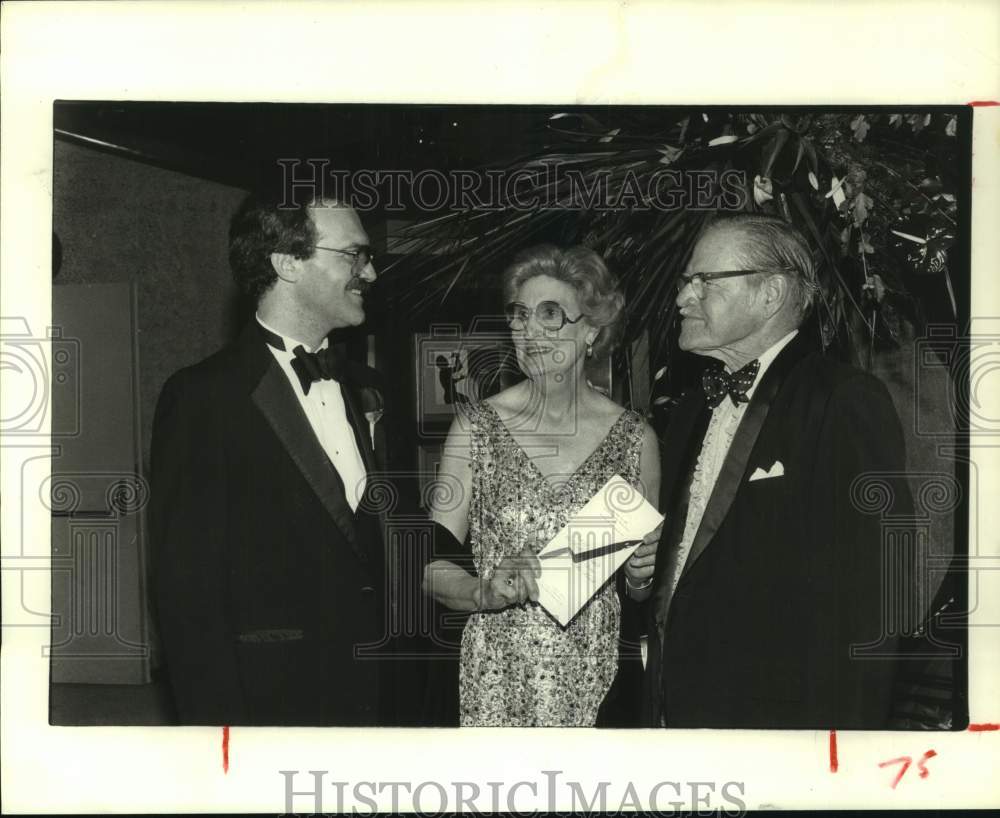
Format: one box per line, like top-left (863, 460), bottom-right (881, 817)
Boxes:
top-left (878, 750), bottom-right (937, 789)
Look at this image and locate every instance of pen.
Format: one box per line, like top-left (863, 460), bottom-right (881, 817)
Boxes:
top-left (538, 539), bottom-right (641, 563)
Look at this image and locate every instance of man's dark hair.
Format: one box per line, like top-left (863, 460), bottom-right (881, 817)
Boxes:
top-left (228, 194), bottom-right (320, 303)
top-left (704, 212), bottom-right (821, 317)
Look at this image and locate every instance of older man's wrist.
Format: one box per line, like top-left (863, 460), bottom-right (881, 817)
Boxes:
top-left (625, 573), bottom-right (653, 593)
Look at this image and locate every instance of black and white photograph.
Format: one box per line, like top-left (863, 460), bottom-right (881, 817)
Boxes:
top-left (2, 2), bottom-right (999, 815)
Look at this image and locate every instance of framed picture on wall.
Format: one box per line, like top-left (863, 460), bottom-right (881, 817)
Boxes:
top-left (414, 329), bottom-right (618, 431)
top-left (414, 330), bottom-right (523, 431)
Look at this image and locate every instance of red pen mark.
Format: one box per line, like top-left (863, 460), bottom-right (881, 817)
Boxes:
top-left (878, 755), bottom-right (912, 789)
top-left (222, 725), bottom-right (230, 774)
top-left (968, 723), bottom-right (1000, 731)
top-left (916, 749), bottom-right (937, 779)
top-left (879, 749), bottom-right (937, 788)
top-left (967, 100), bottom-right (1000, 107)
top-left (829, 730), bottom-right (839, 773)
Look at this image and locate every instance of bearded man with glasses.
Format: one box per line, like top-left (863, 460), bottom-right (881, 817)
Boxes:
top-left (642, 212), bottom-right (912, 729)
top-left (150, 192), bottom-right (388, 725)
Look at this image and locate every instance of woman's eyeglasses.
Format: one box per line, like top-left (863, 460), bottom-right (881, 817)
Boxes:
top-left (505, 301), bottom-right (584, 332)
top-left (311, 245), bottom-right (375, 273)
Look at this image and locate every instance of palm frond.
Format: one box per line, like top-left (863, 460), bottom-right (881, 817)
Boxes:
top-left (391, 109), bottom-right (962, 402)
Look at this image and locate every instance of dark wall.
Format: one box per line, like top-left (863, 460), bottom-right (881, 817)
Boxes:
top-left (53, 139), bottom-right (248, 467)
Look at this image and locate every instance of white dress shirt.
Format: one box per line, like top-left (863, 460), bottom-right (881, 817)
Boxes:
top-left (257, 315), bottom-right (368, 511)
top-left (666, 329), bottom-right (798, 594)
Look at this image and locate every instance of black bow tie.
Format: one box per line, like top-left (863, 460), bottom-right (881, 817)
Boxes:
top-left (290, 345), bottom-right (344, 394)
top-left (257, 321), bottom-right (344, 394)
top-left (702, 359), bottom-right (760, 409)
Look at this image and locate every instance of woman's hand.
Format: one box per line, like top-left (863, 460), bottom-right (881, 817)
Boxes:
top-left (624, 521), bottom-right (663, 594)
top-left (478, 549), bottom-right (542, 610)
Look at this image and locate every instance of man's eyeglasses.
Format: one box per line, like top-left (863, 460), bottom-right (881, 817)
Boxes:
top-left (312, 245), bottom-right (375, 273)
top-left (504, 301), bottom-right (584, 332)
top-left (676, 269), bottom-right (775, 299)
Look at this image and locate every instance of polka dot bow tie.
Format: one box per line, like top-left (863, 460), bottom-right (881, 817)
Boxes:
top-left (701, 359), bottom-right (760, 409)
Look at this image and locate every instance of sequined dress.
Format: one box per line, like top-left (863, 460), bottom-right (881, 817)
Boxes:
top-left (459, 400), bottom-right (645, 727)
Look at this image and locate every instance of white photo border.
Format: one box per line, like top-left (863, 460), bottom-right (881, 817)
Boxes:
top-left (2, 1), bottom-right (999, 813)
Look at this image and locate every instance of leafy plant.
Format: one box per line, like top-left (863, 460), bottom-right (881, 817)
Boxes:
top-left (387, 109), bottom-right (962, 410)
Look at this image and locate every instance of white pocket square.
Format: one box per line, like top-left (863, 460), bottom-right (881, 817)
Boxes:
top-left (749, 461), bottom-right (785, 482)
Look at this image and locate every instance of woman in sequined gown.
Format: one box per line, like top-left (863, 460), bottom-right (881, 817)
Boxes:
top-left (422, 245), bottom-right (661, 727)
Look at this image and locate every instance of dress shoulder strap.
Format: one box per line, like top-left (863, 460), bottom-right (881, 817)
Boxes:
top-left (458, 400), bottom-right (497, 465)
top-left (617, 408), bottom-right (646, 485)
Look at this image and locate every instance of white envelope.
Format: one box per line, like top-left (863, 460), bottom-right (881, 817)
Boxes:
top-left (535, 475), bottom-right (664, 627)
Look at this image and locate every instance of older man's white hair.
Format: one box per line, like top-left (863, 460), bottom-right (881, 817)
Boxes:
top-left (702, 213), bottom-right (821, 319)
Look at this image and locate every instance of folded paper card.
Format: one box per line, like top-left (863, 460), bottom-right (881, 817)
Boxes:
top-left (535, 474), bottom-right (664, 627)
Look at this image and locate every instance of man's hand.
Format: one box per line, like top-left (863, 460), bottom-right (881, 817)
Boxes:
top-left (624, 521), bottom-right (663, 590)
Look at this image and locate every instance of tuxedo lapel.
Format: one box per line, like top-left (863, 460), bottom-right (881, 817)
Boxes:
top-left (651, 391), bottom-right (708, 621)
top-left (252, 363), bottom-right (365, 559)
top-left (679, 333), bottom-right (810, 579)
top-left (658, 393), bottom-right (707, 510)
top-left (236, 324), bottom-right (365, 563)
top-left (340, 379), bottom-right (389, 575)
top-left (341, 382), bottom-right (377, 475)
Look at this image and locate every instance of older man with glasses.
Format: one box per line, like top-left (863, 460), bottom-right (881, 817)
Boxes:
top-left (150, 192), bottom-right (388, 726)
top-left (642, 212), bottom-right (912, 729)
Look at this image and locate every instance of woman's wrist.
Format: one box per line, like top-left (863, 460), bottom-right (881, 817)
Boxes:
top-left (468, 576), bottom-right (484, 611)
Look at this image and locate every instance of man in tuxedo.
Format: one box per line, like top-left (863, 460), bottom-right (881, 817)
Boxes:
top-left (151, 193), bottom-right (387, 725)
top-left (641, 213), bottom-right (911, 729)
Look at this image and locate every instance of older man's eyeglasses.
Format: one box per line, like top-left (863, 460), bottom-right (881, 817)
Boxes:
top-left (676, 269), bottom-right (774, 300)
top-left (505, 301), bottom-right (584, 332)
top-left (311, 245), bottom-right (375, 273)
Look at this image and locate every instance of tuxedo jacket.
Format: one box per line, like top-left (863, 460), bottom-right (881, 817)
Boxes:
top-left (642, 332), bottom-right (911, 729)
top-left (150, 321), bottom-right (386, 726)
